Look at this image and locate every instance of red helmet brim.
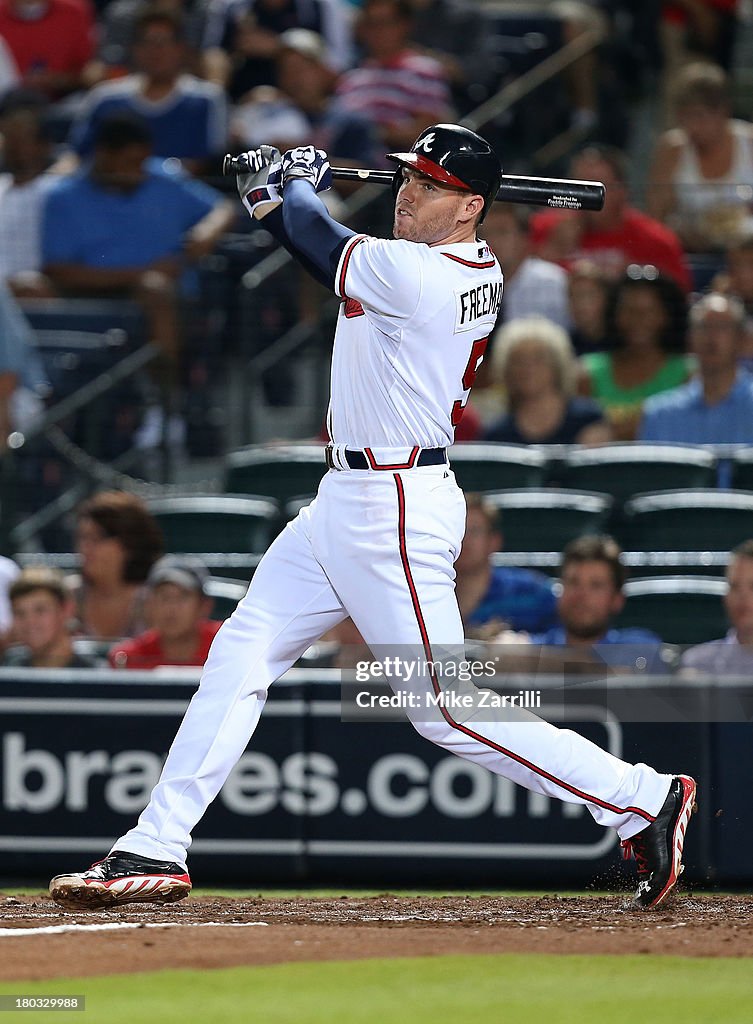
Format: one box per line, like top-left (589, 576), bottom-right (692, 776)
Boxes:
top-left (386, 151), bottom-right (473, 192)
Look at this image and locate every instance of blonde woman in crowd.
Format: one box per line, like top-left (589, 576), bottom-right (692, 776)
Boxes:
top-left (484, 316), bottom-right (611, 446)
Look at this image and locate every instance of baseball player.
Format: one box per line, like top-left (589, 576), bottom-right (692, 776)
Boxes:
top-left (49, 125), bottom-right (696, 911)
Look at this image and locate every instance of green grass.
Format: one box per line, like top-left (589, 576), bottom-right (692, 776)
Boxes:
top-left (0, 955), bottom-right (751, 1024)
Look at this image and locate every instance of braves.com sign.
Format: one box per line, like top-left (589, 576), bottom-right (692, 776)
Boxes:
top-left (0, 669), bottom-right (635, 882)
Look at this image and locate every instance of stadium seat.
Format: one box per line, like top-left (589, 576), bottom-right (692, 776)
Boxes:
top-left (489, 549), bottom-right (731, 578)
top-left (205, 577), bottom-right (249, 620)
top-left (23, 298), bottom-right (146, 399)
top-left (145, 495), bottom-right (279, 555)
top-left (614, 576), bottom-right (728, 646)
top-left (224, 445), bottom-right (327, 503)
top-left (622, 490), bottom-right (753, 552)
top-left (21, 298), bottom-right (148, 461)
top-left (448, 443), bottom-right (549, 492)
top-left (558, 445), bottom-right (717, 509)
top-left (730, 447), bottom-right (753, 491)
top-left (481, 489), bottom-right (612, 552)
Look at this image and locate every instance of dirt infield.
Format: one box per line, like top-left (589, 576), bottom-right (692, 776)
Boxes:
top-left (1, 892), bottom-right (751, 980)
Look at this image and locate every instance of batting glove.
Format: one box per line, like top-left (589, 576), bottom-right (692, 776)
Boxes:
top-left (236, 146), bottom-right (283, 220)
top-left (281, 146), bottom-right (332, 193)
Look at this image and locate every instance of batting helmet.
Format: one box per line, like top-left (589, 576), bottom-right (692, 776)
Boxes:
top-left (387, 124), bottom-right (503, 220)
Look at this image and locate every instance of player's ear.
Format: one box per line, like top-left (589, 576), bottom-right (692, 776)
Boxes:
top-left (461, 194), bottom-right (484, 223)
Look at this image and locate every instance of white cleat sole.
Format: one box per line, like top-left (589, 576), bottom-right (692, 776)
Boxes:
top-left (49, 874), bottom-right (191, 911)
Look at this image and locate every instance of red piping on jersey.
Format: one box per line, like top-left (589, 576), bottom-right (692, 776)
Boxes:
top-left (365, 447), bottom-right (419, 470)
top-left (337, 234), bottom-right (367, 298)
top-left (393, 473), bottom-right (657, 825)
top-left (442, 253), bottom-right (497, 269)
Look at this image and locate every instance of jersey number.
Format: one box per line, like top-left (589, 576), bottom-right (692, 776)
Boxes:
top-left (451, 336), bottom-right (488, 426)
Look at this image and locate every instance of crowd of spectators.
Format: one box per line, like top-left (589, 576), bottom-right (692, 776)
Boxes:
top-left (0, 1), bottom-right (751, 454)
top-left (2, 2), bottom-right (753, 675)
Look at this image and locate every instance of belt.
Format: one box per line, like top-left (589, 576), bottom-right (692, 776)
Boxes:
top-left (325, 445), bottom-right (447, 471)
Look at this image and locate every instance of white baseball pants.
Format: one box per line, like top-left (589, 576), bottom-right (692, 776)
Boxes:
top-left (115, 456), bottom-right (672, 868)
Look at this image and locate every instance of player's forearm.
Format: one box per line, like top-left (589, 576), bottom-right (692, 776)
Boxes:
top-left (258, 181), bottom-right (354, 288)
top-left (277, 180), bottom-right (355, 289)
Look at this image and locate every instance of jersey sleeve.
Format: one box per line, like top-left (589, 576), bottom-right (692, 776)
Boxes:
top-left (335, 236), bottom-right (424, 319)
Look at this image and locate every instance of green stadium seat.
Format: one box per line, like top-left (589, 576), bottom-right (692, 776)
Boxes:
top-left (615, 576), bottom-right (728, 646)
top-left (489, 550), bottom-right (730, 578)
top-left (730, 447), bottom-right (753, 491)
top-left (205, 577), bottom-right (249, 620)
top-left (559, 445), bottom-right (716, 509)
top-left (145, 495), bottom-right (279, 555)
top-left (224, 445), bottom-right (327, 503)
top-left (284, 494), bottom-right (316, 520)
top-left (622, 490), bottom-right (753, 552)
top-left (448, 443), bottom-right (548, 491)
top-left (482, 489), bottom-right (612, 552)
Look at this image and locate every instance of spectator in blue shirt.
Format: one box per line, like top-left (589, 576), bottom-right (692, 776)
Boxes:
top-left (640, 292), bottom-right (753, 450)
top-left (455, 494), bottom-right (557, 638)
top-left (527, 535), bottom-right (664, 674)
top-left (70, 7), bottom-right (228, 175)
top-left (43, 112), bottom-right (234, 403)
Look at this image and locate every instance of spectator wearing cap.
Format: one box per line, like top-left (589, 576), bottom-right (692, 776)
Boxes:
top-left (69, 7), bottom-right (228, 175)
top-left (4, 567), bottom-right (96, 668)
top-left (232, 28), bottom-right (378, 167)
top-left (202, 0), bottom-right (352, 102)
top-left (108, 556), bottom-right (222, 668)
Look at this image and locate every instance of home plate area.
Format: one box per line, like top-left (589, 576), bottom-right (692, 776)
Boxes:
top-left (1, 894), bottom-right (752, 980)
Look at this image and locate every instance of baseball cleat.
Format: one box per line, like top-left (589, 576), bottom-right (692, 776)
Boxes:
top-left (620, 774), bottom-right (697, 910)
top-left (49, 850), bottom-right (191, 910)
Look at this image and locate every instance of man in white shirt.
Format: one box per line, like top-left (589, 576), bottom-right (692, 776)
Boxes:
top-left (483, 202), bottom-right (570, 328)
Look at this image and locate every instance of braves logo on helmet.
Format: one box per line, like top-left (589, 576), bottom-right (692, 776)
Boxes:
top-left (414, 132), bottom-right (436, 154)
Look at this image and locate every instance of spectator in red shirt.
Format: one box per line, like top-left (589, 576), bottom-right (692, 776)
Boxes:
top-left (529, 145), bottom-right (692, 293)
top-left (109, 555), bottom-right (222, 669)
top-left (0, 0), bottom-right (95, 99)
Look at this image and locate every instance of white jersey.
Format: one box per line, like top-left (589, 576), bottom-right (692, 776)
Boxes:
top-left (329, 233), bottom-right (503, 448)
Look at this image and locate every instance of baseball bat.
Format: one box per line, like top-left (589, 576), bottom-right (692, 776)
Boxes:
top-left (222, 154), bottom-right (605, 211)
